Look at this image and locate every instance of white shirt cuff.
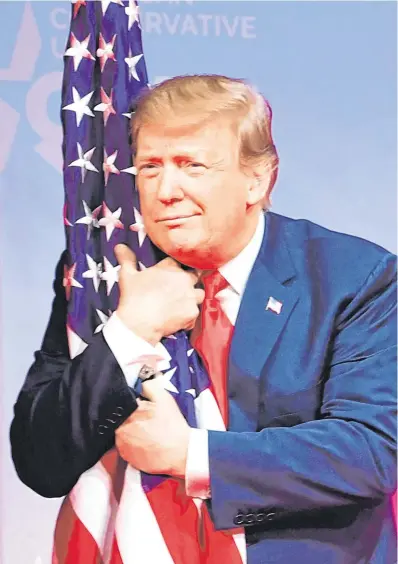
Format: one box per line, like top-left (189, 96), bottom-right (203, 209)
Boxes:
top-left (102, 312), bottom-right (171, 388)
top-left (185, 428), bottom-right (211, 499)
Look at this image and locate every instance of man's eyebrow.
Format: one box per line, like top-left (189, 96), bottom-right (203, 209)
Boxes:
top-left (135, 154), bottom-right (162, 163)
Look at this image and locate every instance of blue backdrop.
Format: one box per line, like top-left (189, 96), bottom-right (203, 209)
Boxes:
top-left (1, 1), bottom-right (396, 562)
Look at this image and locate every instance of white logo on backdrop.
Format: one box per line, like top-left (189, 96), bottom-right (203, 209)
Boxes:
top-left (141, 12), bottom-right (256, 38)
top-left (139, 0), bottom-right (257, 38)
top-left (0, 1), bottom-right (256, 175)
top-left (0, 3), bottom-right (63, 173)
top-left (0, 3), bottom-right (42, 172)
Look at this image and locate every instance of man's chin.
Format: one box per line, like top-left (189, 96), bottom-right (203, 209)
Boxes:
top-left (159, 238), bottom-right (202, 265)
top-left (167, 244), bottom-right (200, 264)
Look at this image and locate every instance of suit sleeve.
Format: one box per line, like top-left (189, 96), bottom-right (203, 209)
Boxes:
top-left (208, 252), bottom-right (397, 530)
top-left (9, 251), bottom-right (138, 498)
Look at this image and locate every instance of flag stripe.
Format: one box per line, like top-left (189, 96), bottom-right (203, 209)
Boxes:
top-left (146, 479), bottom-right (203, 564)
top-left (69, 461), bottom-right (118, 558)
top-left (114, 466), bottom-right (175, 563)
top-left (53, 497), bottom-right (103, 564)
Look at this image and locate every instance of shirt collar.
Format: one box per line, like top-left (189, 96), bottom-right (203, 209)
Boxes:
top-left (218, 212), bottom-right (265, 296)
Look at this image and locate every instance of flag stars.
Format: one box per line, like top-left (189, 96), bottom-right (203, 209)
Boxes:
top-left (101, 256), bottom-right (121, 295)
top-left (72, 0), bottom-right (86, 19)
top-left (125, 50), bottom-right (143, 82)
top-left (125, 0), bottom-right (140, 30)
top-left (63, 87), bottom-right (94, 127)
top-left (65, 33), bottom-right (95, 71)
top-left (75, 200), bottom-right (102, 239)
top-left (94, 88), bottom-right (116, 126)
top-left (98, 203), bottom-right (124, 241)
top-left (101, 0), bottom-right (123, 15)
top-left (82, 254), bottom-right (103, 292)
top-left (68, 143), bottom-right (99, 183)
top-left (157, 367), bottom-right (179, 394)
top-left (121, 164), bottom-right (137, 176)
top-left (129, 207), bottom-right (147, 246)
top-left (67, 324), bottom-right (88, 359)
top-left (103, 149), bottom-right (120, 186)
top-left (63, 203), bottom-right (73, 227)
top-left (96, 34), bottom-right (116, 72)
top-left (94, 309), bottom-right (111, 333)
top-left (63, 263), bottom-right (83, 300)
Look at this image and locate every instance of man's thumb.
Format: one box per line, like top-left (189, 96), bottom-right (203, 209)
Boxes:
top-left (141, 378), bottom-right (172, 403)
top-left (114, 244), bottom-right (138, 271)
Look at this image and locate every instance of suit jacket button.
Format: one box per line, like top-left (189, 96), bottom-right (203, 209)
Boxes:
top-left (256, 512), bottom-right (266, 523)
top-left (114, 406), bottom-right (124, 415)
top-left (98, 424), bottom-right (108, 435)
top-left (233, 513), bottom-right (245, 526)
top-left (265, 512), bottom-right (276, 521)
top-left (246, 513), bottom-right (255, 525)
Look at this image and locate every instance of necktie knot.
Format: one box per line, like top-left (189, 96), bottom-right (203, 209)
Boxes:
top-left (202, 271), bottom-right (228, 299)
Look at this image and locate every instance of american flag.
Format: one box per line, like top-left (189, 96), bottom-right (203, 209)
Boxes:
top-left (54, 1), bottom-right (246, 562)
top-left (265, 296), bottom-right (282, 315)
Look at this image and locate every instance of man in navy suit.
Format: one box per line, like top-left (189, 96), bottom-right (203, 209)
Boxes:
top-left (11, 75), bottom-right (397, 563)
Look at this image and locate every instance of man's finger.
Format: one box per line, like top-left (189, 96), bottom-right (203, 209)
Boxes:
top-left (156, 257), bottom-right (183, 271)
top-left (187, 270), bottom-right (200, 286)
top-left (156, 258), bottom-right (200, 285)
top-left (141, 379), bottom-right (173, 404)
top-left (114, 244), bottom-right (138, 272)
top-left (194, 288), bottom-right (205, 304)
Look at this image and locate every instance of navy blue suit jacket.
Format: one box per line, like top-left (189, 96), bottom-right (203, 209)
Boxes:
top-left (10, 213), bottom-right (397, 563)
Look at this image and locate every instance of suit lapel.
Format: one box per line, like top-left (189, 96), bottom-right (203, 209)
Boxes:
top-left (227, 213), bottom-right (300, 431)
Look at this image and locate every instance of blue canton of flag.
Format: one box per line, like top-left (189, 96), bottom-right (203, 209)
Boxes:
top-left (61, 0), bottom-right (213, 487)
top-left (61, 0), bottom-right (208, 395)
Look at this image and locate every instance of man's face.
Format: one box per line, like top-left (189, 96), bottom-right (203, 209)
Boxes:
top-left (135, 119), bottom-right (259, 269)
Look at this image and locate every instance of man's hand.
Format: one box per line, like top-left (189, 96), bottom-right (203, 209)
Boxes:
top-left (115, 378), bottom-right (190, 478)
top-left (114, 244), bottom-right (205, 345)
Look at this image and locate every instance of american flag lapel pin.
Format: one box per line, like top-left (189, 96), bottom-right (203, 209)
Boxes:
top-left (266, 296), bottom-right (283, 315)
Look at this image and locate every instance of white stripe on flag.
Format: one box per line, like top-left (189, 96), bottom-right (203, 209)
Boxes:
top-left (66, 324), bottom-right (88, 359)
top-left (115, 465), bottom-right (175, 564)
top-left (233, 531), bottom-right (247, 564)
top-left (195, 388), bottom-right (247, 563)
top-left (69, 461), bottom-right (117, 561)
top-left (194, 388), bottom-right (226, 431)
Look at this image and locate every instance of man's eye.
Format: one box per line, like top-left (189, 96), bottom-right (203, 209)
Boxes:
top-left (186, 162), bottom-right (205, 169)
top-left (138, 164), bottom-right (158, 174)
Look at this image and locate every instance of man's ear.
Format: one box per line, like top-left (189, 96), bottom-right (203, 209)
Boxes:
top-left (246, 164), bottom-right (273, 208)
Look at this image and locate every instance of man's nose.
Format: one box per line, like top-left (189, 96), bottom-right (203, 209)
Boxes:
top-left (156, 167), bottom-right (184, 203)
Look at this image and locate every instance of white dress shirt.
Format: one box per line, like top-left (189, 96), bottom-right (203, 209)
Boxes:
top-left (103, 212), bottom-right (265, 499)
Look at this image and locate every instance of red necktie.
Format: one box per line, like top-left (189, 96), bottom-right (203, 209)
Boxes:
top-left (192, 271), bottom-right (233, 425)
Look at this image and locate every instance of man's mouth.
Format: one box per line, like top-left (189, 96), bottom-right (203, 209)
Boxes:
top-left (157, 214), bottom-right (198, 225)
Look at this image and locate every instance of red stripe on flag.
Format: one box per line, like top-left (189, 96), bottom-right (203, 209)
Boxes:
top-left (109, 536), bottom-right (124, 564)
top-left (146, 478), bottom-right (202, 564)
top-left (101, 448), bottom-right (127, 504)
top-left (53, 496), bottom-right (104, 564)
top-left (201, 504), bottom-right (244, 564)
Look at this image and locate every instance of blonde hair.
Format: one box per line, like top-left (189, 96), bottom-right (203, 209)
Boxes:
top-left (130, 74), bottom-right (279, 206)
